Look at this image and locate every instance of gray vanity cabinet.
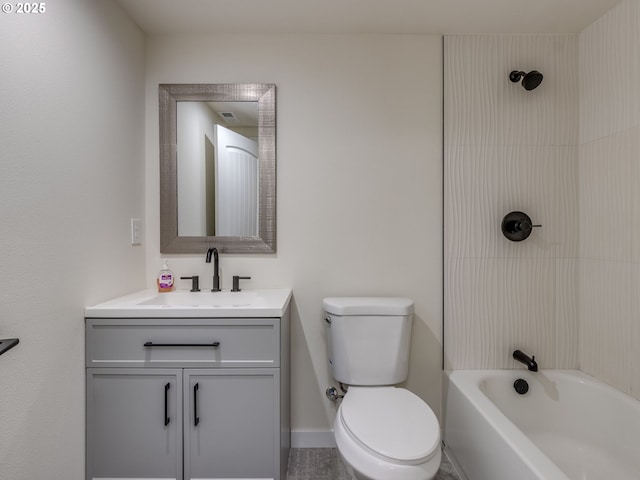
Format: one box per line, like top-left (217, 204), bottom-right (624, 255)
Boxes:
top-left (86, 369), bottom-right (183, 479)
top-left (85, 315), bottom-right (290, 480)
top-left (184, 369), bottom-right (279, 479)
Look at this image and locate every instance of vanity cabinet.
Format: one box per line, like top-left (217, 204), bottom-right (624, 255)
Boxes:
top-left (86, 369), bottom-right (183, 478)
top-left (183, 369), bottom-right (278, 479)
top-left (85, 315), bottom-right (290, 480)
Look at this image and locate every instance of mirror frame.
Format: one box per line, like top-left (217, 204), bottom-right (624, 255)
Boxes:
top-left (159, 83), bottom-right (276, 254)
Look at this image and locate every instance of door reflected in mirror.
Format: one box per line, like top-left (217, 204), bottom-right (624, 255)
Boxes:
top-left (177, 101), bottom-right (259, 237)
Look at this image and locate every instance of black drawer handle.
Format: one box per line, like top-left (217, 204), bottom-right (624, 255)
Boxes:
top-left (144, 341), bottom-right (220, 348)
top-left (194, 382), bottom-right (200, 427)
top-left (164, 383), bottom-right (170, 426)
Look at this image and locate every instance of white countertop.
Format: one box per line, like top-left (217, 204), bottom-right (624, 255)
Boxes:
top-left (85, 288), bottom-right (292, 318)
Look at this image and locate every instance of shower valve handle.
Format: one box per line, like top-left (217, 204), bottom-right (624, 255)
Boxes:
top-left (501, 211), bottom-right (541, 242)
top-left (510, 220), bottom-right (541, 233)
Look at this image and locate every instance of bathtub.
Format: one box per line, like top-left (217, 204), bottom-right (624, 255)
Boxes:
top-left (443, 370), bottom-right (640, 480)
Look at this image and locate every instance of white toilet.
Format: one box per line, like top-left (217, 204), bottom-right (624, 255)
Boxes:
top-left (324, 297), bottom-right (441, 480)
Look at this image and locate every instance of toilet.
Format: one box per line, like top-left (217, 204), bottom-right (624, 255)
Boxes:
top-left (323, 297), bottom-right (441, 480)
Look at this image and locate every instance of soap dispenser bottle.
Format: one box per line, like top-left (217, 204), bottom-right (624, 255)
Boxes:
top-left (157, 261), bottom-right (174, 292)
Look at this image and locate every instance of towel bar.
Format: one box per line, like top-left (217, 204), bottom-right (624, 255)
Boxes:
top-left (0, 338), bottom-right (19, 356)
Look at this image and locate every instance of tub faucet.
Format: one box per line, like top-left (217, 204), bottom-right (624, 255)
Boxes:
top-left (513, 349), bottom-right (538, 372)
top-left (205, 247), bottom-right (221, 292)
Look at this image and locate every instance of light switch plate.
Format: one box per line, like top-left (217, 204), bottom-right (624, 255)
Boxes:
top-left (130, 218), bottom-right (142, 245)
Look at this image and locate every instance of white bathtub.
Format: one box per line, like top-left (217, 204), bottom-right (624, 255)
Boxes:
top-left (443, 370), bottom-right (640, 480)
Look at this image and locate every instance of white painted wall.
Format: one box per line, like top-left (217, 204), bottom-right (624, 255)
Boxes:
top-left (145, 33), bottom-right (443, 441)
top-left (0, 0), bottom-right (145, 477)
top-left (176, 101), bottom-right (217, 235)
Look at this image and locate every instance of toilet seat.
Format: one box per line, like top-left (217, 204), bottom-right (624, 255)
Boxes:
top-left (339, 387), bottom-right (440, 466)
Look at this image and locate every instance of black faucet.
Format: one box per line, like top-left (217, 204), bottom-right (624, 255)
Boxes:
top-left (205, 247), bottom-right (221, 292)
top-left (513, 350), bottom-right (538, 372)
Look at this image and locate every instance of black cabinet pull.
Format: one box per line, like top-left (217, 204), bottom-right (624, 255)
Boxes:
top-left (164, 383), bottom-right (170, 426)
top-left (144, 341), bottom-right (220, 348)
top-left (194, 383), bottom-right (200, 427)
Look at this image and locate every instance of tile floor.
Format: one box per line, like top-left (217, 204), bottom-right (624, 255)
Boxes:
top-left (286, 447), bottom-right (460, 480)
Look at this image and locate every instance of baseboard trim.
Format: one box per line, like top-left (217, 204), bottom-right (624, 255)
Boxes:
top-left (291, 430), bottom-right (336, 448)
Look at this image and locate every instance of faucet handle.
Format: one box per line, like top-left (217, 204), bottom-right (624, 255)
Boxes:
top-left (180, 276), bottom-right (200, 292)
top-left (231, 276), bottom-right (251, 292)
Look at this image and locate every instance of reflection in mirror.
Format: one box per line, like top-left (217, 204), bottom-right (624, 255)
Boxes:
top-left (177, 101), bottom-right (258, 237)
top-left (159, 84), bottom-right (276, 254)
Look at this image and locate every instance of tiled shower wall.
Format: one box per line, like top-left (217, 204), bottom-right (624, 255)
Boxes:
top-left (445, 0), bottom-right (640, 403)
top-left (444, 35), bottom-right (580, 370)
top-left (579, 0), bottom-right (640, 400)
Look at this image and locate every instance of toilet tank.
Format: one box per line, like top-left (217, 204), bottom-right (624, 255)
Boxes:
top-left (323, 297), bottom-right (413, 386)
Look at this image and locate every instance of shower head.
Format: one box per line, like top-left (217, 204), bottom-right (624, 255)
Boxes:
top-left (509, 70), bottom-right (543, 91)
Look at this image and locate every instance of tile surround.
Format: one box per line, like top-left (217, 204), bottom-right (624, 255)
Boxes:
top-left (578, 129), bottom-right (638, 262)
top-left (444, 34), bottom-right (579, 371)
top-left (578, 0), bottom-right (640, 402)
top-left (444, 35), bottom-right (578, 148)
top-left (578, 259), bottom-right (634, 393)
top-left (445, 144), bottom-right (577, 260)
top-left (445, 0), bottom-right (640, 402)
top-left (579, 0), bottom-right (640, 143)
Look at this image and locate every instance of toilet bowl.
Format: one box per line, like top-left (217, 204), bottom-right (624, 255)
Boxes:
top-left (323, 297), bottom-right (442, 480)
top-left (333, 386), bottom-right (441, 480)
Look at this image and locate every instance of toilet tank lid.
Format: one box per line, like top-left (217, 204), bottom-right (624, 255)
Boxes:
top-left (323, 297), bottom-right (413, 316)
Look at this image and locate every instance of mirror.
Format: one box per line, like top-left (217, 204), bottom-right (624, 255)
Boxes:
top-left (159, 84), bottom-right (276, 253)
top-left (176, 101), bottom-right (259, 238)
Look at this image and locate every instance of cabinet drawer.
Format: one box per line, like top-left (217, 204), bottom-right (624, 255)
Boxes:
top-left (86, 319), bottom-right (279, 368)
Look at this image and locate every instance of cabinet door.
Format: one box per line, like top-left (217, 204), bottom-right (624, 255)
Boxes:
top-left (86, 368), bottom-right (183, 480)
top-left (184, 369), bottom-right (280, 480)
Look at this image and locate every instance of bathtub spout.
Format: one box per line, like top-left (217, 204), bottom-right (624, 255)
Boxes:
top-left (513, 350), bottom-right (538, 372)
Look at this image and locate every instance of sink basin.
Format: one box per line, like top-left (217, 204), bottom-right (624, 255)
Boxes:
top-left (85, 289), bottom-right (292, 318)
top-left (137, 291), bottom-right (264, 307)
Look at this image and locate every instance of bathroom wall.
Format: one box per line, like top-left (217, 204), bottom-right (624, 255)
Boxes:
top-left (578, 0), bottom-right (640, 400)
top-left (0, 0), bottom-right (145, 478)
top-left (444, 35), bottom-right (580, 370)
top-left (144, 33), bottom-right (444, 444)
top-left (0, 1), bottom-right (634, 477)
top-left (444, 2), bottom-right (640, 404)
